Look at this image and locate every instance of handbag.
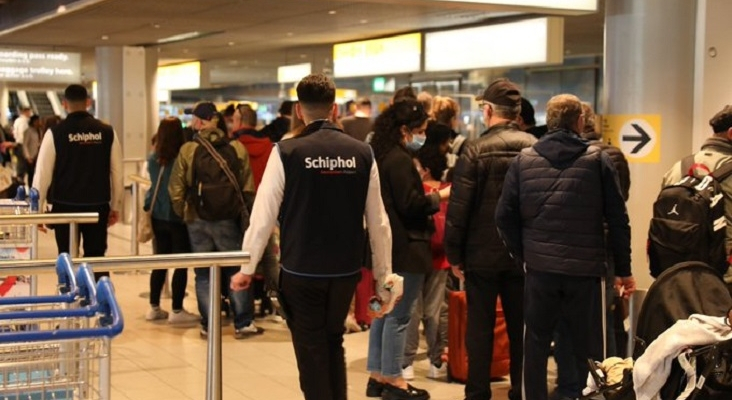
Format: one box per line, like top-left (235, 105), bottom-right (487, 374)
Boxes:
top-left (137, 167), bottom-right (164, 243)
top-left (195, 137), bottom-right (251, 234)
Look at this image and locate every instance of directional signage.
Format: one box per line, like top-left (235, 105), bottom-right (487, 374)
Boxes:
top-left (602, 114), bottom-right (661, 163)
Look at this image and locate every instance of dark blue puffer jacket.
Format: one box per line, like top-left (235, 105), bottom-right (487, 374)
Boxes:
top-left (495, 129), bottom-right (632, 278)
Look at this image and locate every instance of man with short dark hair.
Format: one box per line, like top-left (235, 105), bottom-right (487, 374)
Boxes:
top-left (231, 73), bottom-right (393, 400)
top-left (663, 105), bottom-right (732, 281)
top-left (496, 93), bottom-right (636, 400)
top-left (33, 84), bottom-right (123, 281)
top-left (518, 97), bottom-right (548, 139)
top-left (259, 100), bottom-right (294, 143)
top-left (340, 97), bottom-right (374, 142)
top-left (445, 78), bottom-right (536, 400)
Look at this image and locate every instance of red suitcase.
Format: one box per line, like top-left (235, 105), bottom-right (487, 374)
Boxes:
top-left (447, 292), bottom-right (510, 382)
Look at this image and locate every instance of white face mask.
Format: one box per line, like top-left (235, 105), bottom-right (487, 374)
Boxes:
top-left (406, 134), bottom-right (426, 151)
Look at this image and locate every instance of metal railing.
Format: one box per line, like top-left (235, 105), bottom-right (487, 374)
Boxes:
top-left (1, 251), bottom-right (248, 400)
top-left (0, 213), bottom-right (99, 295)
top-left (128, 173), bottom-right (151, 256)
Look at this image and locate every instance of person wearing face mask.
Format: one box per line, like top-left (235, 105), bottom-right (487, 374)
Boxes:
top-left (366, 99), bottom-right (450, 400)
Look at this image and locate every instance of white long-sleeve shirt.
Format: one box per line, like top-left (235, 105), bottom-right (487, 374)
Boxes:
top-left (240, 145), bottom-right (392, 279)
top-left (13, 115), bottom-right (29, 143)
top-left (32, 128), bottom-right (124, 212)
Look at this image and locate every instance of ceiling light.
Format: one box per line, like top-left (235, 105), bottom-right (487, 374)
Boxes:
top-left (228, 41), bottom-right (235, 46)
top-left (300, 54), bottom-right (307, 59)
top-left (57, 5), bottom-right (67, 13)
top-left (360, 19), bottom-right (368, 24)
top-left (286, 32), bottom-right (294, 37)
top-left (328, 10), bottom-right (336, 15)
top-left (157, 31), bottom-right (202, 44)
top-left (153, 24), bottom-right (161, 29)
top-left (101, 35), bottom-right (109, 40)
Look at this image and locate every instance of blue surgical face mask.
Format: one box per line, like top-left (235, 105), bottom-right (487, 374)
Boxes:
top-left (407, 134), bottom-right (426, 151)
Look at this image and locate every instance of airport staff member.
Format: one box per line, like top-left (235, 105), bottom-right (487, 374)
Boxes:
top-left (231, 73), bottom-right (393, 400)
top-left (32, 84), bottom-right (124, 280)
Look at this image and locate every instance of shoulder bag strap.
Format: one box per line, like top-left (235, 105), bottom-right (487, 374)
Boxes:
top-left (149, 166), bottom-right (165, 212)
top-left (712, 160), bottom-right (732, 182)
top-left (195, 138), bottom-right (247, 209)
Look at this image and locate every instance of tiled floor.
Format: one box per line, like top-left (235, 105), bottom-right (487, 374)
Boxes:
top-left (30, 223), bottom-right (520, 400)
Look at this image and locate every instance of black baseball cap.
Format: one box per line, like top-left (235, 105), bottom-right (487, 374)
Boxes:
top-left (190, 102), bottom-right (217, 121)
top-left (476, 79), bottom-right (521, 107)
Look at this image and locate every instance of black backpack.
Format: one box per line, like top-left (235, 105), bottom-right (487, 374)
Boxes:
top-left (647, 155), bottom-right (732, 278)
top-left (190, 136), bottom-right (243, 221)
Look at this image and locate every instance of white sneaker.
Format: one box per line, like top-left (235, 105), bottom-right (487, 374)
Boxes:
top-left (427, 363), bottom-right (447, 379)
top-left (402, 365), bottom-right (415, 381)
top-left (168, 309), bottom-right (199, 324)
top-left (234, 322), bottom-right (263, 339)
top-left (145, 307), bottom-right (169, 321)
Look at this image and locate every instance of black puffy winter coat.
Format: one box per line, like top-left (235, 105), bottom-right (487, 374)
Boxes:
top-left (444, 122), bottom-right (537, 271)
top-left (495, 129), bottom-right (632, 278)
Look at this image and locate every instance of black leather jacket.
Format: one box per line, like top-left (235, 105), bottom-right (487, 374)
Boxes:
top-left (445, 121), bottom-right (536, 271)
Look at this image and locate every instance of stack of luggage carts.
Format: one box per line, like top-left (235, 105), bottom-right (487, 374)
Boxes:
top-left (0, 253), bottom-right (124, 400)
top-left (582, 261), bottom-right (732, 400)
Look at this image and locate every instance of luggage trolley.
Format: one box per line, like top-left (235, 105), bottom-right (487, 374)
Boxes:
top-left (0, 260), bottom-right (124, 400)
top-left (0, 188), bottom-right (38, 299)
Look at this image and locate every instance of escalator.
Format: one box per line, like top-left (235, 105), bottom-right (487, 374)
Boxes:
top-left (26, 91), bottom-right (55, 118)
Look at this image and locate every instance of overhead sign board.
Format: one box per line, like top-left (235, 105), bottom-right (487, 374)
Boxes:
top-left (278, 63), bottom-right (312, 83)
top-left (602, 114), bottom-right (661, 163)
top-left (425, 17), bottom-right (563, 72)
top-left (333, 33), bottom-right (421, 78)
top-left (0, 48), bottom-right (81, 83)
top-left (157, 62), bottom-right (200, 90)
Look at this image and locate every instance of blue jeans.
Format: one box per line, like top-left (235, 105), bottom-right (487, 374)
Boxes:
top-left (366, 272), bottom-right (424, 377)
top-left (187, 219), bottom-right (253, 330)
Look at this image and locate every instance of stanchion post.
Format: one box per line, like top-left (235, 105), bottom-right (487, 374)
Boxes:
top-left (131, 181), bottom-right (139, 256)
top-left (69, 222), bottom-right (78, 258)
top-left (206, 263), bottom-right (222, 400)
top-left (30, 224), bottom-right (38, 296)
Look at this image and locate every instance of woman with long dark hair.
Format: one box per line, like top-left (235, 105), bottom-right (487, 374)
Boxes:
top-left (366, 99), bottom-right (450, 400)
top-left (145, 117), bottom-right (198, 324)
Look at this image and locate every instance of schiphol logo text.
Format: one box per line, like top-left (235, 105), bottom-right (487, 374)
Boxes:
top-left (304, 156), bottom-right (357, 174)
top-left (68, 132), bottom-right (103, 143)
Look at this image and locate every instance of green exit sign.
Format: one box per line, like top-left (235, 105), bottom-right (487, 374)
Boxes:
top-left (372, 77), bottom-right (386, 92)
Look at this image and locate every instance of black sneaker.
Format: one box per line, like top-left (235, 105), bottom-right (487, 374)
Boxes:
top-left (366, 378), bottom-right (384, 398)
top-left (381, 383), bottom-right (430, 400)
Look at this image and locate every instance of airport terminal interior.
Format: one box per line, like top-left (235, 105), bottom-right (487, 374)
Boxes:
top-left (2, 0), bottom-right (732, 399)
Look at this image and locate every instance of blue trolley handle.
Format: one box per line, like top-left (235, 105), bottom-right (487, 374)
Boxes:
top-left (0, 277), bottom-right (124, 343)
top-left (0, 253), bottom-right (78, 306)
top-left (76, 262), bottom-right (98, 308)
top-left (0, 263), bottom-right (100, 320)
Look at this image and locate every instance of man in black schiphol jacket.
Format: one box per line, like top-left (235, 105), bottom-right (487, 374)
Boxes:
top-left (445, 78), bottom-right (535, 400)
top-left (495, 94), bottom-right (636, 400)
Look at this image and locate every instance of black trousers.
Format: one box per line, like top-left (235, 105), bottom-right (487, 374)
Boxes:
top-left (280, 270), bottom-right (360, 400)
top-left (53, 203), bottom-right (110, 281)
top-left (465, 269), bottom-right (524, 400)
top-left (150, 218), bottom-right (191, 309)
top-left (523, 270), bottom-right (602, 400)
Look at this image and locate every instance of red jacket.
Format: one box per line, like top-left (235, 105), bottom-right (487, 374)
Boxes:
top-left (236, 129), bottom-right (272, 190)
